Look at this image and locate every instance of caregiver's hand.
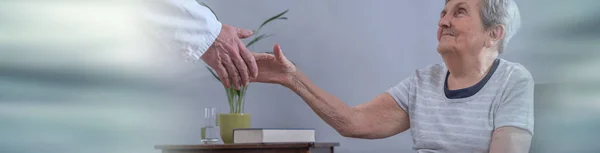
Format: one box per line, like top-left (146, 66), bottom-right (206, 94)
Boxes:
top-left (201, 24), bottom-right (257, 90)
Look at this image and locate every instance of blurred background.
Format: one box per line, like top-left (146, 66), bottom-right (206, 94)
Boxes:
top-left (1, 0), bottom-right (598, 153)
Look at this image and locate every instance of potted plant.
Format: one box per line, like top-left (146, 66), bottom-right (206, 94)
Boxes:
top-left (198, 1), bottom-right (289, 144)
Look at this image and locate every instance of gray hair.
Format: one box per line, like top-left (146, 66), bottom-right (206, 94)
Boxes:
top-left (480, 0), bottom-right (521, 53)
top-left (445, 0), bottom-right (521, 53)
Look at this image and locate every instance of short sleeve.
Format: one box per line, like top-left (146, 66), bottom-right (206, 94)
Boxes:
top-left (494, 67), bottom-right (535, 135)
top-left (386, 74), bottom-right (415, 113)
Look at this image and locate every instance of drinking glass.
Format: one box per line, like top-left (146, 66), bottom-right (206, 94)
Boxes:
top-left (200, 107), bottom-right (221, 144)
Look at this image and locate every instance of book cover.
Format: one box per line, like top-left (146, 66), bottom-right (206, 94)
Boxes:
top-left (233, 128), bottom-right (316, 143)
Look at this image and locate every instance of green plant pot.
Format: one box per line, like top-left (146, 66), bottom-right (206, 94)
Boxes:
top-left (218, 113), bottom-right (251, 144)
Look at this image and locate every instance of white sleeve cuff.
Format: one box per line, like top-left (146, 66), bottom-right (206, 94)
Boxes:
top-left (140, 0), bottom-right (222, 61)
top-left (182, 0), bottom-right (222, 60)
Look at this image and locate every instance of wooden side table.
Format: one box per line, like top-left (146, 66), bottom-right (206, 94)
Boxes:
top-left (155, 142), bottom-right (340, 153)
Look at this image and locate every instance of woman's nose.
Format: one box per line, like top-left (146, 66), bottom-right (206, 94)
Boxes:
top-left (438, 15), bottom-right (451, 28)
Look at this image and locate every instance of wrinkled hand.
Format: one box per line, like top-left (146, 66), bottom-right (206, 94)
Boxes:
top-left (250, 44), bottom-right (297, 85)
top-left (201, 24), bottom-right (258, 90)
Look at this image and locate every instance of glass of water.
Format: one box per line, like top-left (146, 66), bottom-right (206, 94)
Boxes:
top-left (201, 107), bottom-right (221, 144)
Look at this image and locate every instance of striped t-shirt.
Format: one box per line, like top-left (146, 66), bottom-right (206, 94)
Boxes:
top-left (387, 58), bottom-right (534, 153)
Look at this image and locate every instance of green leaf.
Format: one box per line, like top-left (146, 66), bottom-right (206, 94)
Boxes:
top-left (246, 34), bottom-right (274, 47)
top-left (257, 9), bottom-right (289, 32)
top-left (196, 1), bottom-right (219, 20)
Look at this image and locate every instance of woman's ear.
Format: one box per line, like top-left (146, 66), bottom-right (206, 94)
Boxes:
top-left (485, 25), bottom-right (505, 48)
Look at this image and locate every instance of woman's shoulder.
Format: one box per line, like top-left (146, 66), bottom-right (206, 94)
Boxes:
top-left (409, 63), bottom-right (447, 84)
top-left (495, 58), bottom-right (534, 83)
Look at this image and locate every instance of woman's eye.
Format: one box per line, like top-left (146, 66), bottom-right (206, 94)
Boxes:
top-left (457, 8), bottom-right (466, 15)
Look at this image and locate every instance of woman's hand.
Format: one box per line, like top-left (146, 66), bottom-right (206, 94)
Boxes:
top-left (250, 44), bottom-right (297, 85)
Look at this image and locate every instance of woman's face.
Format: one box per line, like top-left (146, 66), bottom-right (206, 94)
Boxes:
top-left (437, 0), bottom-right (490, 56)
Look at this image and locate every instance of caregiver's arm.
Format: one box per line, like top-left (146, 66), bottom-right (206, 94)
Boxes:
top-left (282, 71), bottom-right (409, 139)
top-left (141, 0), bottom-right (222, 58)
top-left (141, 0), bottom-right (257, 89)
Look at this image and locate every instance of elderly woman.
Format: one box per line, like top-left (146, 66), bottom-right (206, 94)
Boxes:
top-left (251, 0), bottom-right (533, 152)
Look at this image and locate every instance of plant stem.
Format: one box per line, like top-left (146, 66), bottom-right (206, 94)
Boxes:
top-left (231, 88), bottom-right (238, 113)
top-left (240, 86), bottom-right (247, 113)
top-left (226, 88), bottom-right (234, 113)
top-left (237, 95), bottom-right (242, 113)
top-left (236, 95), bottom-right (240, 113)
top-left (236, 86), bottom-right (247, 114)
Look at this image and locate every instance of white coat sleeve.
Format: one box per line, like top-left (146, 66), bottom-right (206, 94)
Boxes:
top-left (140, 0), bottom-right (222, 61)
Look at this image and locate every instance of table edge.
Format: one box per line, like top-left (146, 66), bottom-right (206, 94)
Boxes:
top-left (155, 142), bottom-right (340, 150)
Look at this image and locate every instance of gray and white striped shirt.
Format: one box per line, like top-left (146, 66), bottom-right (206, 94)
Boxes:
top-left (387, 58), bottom-right (534, 153)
